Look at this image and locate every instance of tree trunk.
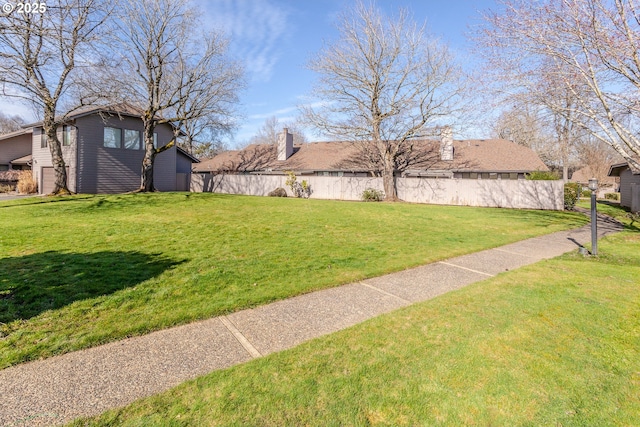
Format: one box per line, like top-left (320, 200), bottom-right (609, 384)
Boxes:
top-left (43, 108), bottom-right (70, 195)
top-left (139, 119), bottom-right (156, 192)
top-left (140, 140), bottom-right (156, 192)
top-left (382, 172), bottom-right (397, 201)
top-left (140, 150), bottom-right (155, 191)
top-left (382, 153), bottom-right (398, 201)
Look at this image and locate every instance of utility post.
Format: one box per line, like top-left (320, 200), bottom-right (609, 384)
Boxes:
top-left (588, 178), bottom-right (598, 256)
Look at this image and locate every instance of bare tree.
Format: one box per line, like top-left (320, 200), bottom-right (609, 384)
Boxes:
top-left (0, 0), bottom-right (109, 194)
top-left (182, 138), bottom-right (227, 160)
top-left (578, 137), bottom-right (623, 184)
top-left (475, 23), bottom-right (587, 180)
top-left (302, 2), bottom-right (464, 200)
top-left (250, 116), bottom-right (279, 146)
top-left (0, 112), bottom-right (26, 134)
top-left (105, 0), bottom-right (244, 191)
top-left (179, 116), bottom-right (231, 159)
top-left (477, 0), bottom-right (640, 173)
top-left (493, 106), bottom-right (551, 153)
top-left (247, 116), bottom-right (307, 147)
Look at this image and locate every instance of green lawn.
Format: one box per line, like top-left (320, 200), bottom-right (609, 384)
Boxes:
top-left (0, 193), bottom-right (586, 368)
top-left (71, 230), bottom-right (640, 427)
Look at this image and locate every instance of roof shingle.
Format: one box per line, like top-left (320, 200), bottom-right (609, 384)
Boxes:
top-left (194, 138), bottom-right (548, 174)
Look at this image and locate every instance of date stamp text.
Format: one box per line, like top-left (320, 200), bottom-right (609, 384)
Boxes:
top-left (2, 2), bottom-right (47, 15)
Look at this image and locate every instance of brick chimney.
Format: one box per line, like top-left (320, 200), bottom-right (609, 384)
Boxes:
top-left (440, 126), bottom-right (454, 161)
top-left (277, 128), bottom-right (293, 161)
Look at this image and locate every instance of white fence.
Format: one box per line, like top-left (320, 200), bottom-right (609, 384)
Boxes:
top-left (191, 174), bottom-right (565, 210)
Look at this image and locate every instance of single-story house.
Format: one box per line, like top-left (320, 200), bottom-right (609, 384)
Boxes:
top-left (0, 105), bottom-right (199, 194)
top-left (0, 128), bottom-right (33, 189)
top-left (0, 128), bottom-right (33, 171)
top-left (194, 128), bottom-right (549, 180)
top-left (192, 128), bottom-right (562, 209)
top-left (608, 162), bottom-right (640, 212)
top-left (571, 166), bottom-right (618, 197)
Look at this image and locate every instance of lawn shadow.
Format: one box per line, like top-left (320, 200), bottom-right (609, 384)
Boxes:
top-left (0, 251), bottom-right (182, 323)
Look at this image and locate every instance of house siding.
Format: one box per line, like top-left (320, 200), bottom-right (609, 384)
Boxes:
top-left (31, 126), bottom-right (77, 193)
top-left (176, 150), bottom-right (195, 191)
top-left (74, 114), bottom-right (177, 193)
top-left (153, 124), bottom-right (177, 192)
top-left (176, 151), bottom-right (193, 174)
top-left (619, 168), bottom-right (640, 209)
top-left (0, 132), bottom-right (31, 168)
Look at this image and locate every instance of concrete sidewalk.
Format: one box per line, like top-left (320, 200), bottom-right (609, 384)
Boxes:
top-left (0, 219), bottom-right (623, 427)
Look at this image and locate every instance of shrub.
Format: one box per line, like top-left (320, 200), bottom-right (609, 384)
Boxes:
top-left (526, 170), bottom-right (560, 180)
top-left (0, 183), bottom-right (14, 193)
top-left (268, 187), bottom-right (287, 197)
top-left (361, 188), bottom-right (384, 202)
top-left (16, 171), bottom-right (37, 194)
top-left (604, 192), bottom-right (620, 201)
top-left (285, 171), bottom-right (297, 192)
top-left (564, 182), bottom-right (580, 210)
top-left (285, 171), bottom-right (311, 198)
top-left (300, 180), bottom-right (310, 198)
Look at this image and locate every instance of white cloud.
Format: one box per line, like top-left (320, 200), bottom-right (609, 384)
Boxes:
top-left (200, 0), bottom-right (291, 82)
top-left (248, 105), bottom-right (298, 120)
top-left (0, 98), bottom-right (38, 122)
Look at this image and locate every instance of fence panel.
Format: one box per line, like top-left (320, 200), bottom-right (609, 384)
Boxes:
top-left (192, 173), bottom-right (564, 210)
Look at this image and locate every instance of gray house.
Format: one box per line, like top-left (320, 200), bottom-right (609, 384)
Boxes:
top-left (0, 128), bottom-right (32, 171)
top-left (608, 162), bottom-right (640, 212)
top-left (12, 106), bottom-right (198, 194)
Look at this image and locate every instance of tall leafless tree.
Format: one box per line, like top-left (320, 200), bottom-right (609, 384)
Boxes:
top-left (0, 0), bottom-right (109, 194)
top-left (104, 0), bottom-right (245, 191)
top-left (302, 2), bottom-right (464, 200)
top-left (578, 136), bottom-right (623, 184)
top-left (179, 115), bottom-right (231, 159)
top-left (247, 116), bottom-right (307, 147)
top-left (475, 23), bottom-right (587, 180)
top-left (493, 106), bottom-right (549, 152)
top-left (0, 112), bottom-right (26, 134)
top-left (477, 0), bottom-right (640, 173)
top-left (493, 106), bottom-right (569, 172)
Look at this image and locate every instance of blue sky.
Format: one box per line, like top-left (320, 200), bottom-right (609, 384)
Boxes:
top-left (200, 0), bottom-right (500, 147)
top-left (1, 0), bottom-right (500, 146)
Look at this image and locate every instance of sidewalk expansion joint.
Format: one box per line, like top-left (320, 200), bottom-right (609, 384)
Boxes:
top-left (358, 282), bottom-right (411, 304)
top-left (438, 261), bottom-right (494, 277)
top-left (219, 316), bottom-right (262, 358)
top-left (493, 248), bottom-right (536, 257)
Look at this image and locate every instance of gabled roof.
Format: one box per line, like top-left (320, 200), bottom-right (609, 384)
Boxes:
top-left (608, 162), bottom-right (640, 176)
top-left (194, 138), bottom-right (548, 174)
top-left (0, 127), bottom-right (33, 142)
top-left (429, 139), bottom-right (548, 173)
top-left (22, 103), bottom-right (145, 128)
top-left (22, 103), bottom-right (186, 136)
top-left (572, 166), bottom-right (616, 184)
top-left (176, 146), bottom-right (200, 163)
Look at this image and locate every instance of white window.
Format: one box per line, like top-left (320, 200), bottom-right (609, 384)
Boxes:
top-left (124, 129), bottom-right (141, 150)
top-left (104, 127), bottom-right (121, 148)
top-left (63, 125), bottom-right (71, 146)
